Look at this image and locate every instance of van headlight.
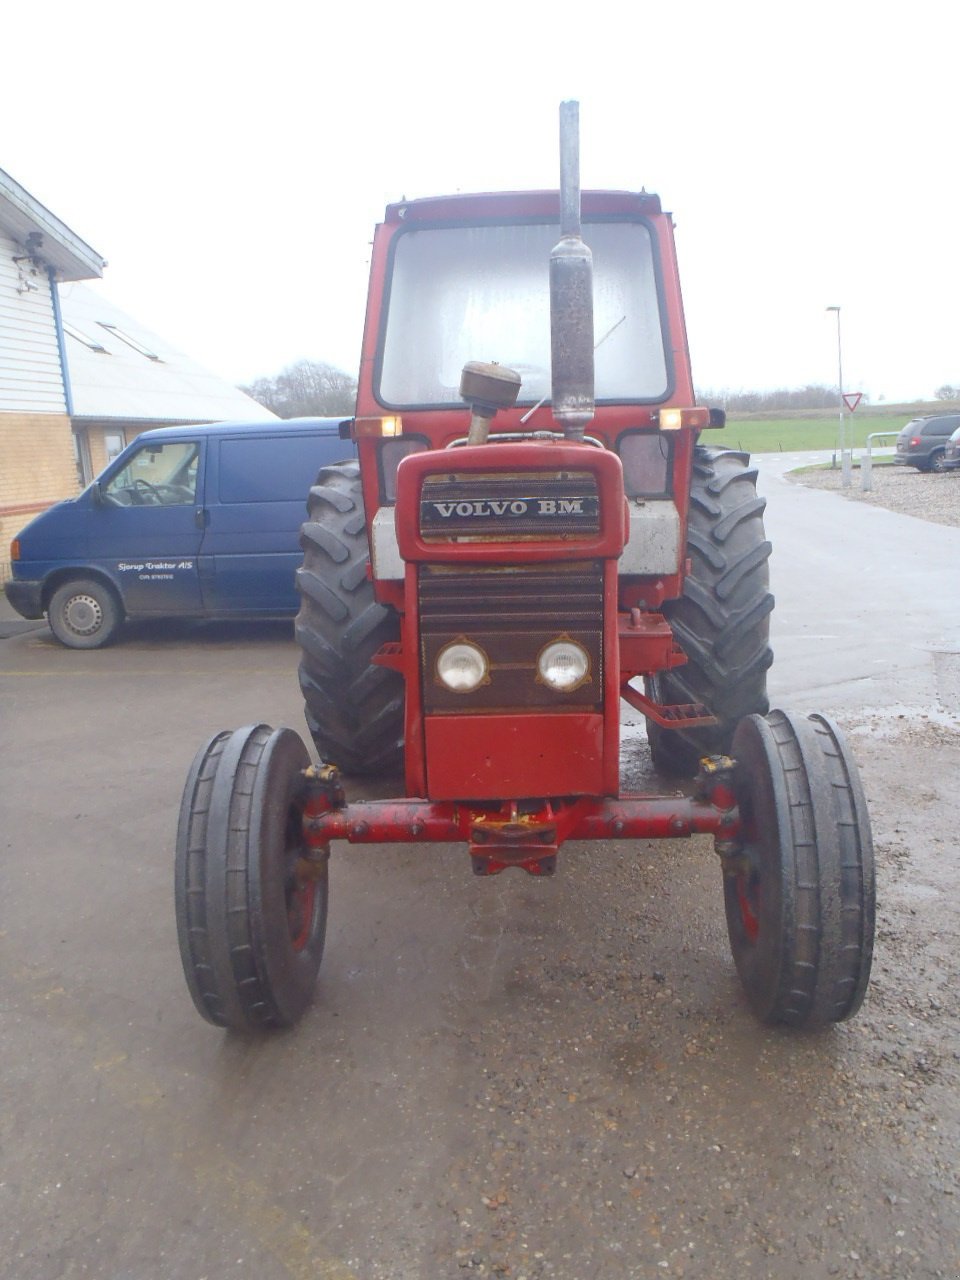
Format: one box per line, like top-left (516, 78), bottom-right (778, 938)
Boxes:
top-left (436, 639), bottom-right (489, 692)
top-left (537, 638), bottom-right (591, 691)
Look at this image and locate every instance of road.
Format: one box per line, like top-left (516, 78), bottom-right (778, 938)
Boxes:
top-left (1, 461), bottom-right (958, 1280)
top-left (756, 451), bottom-right (960, 713)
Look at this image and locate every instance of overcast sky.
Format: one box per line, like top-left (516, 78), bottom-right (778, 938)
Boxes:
top-left (3, 0), bottom-right (956, 403)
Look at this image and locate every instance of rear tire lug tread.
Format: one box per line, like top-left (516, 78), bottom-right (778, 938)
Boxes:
top-left (646, 447), bottom-right (772, 777)
top-left (296, 462), bottom-right (403, 776)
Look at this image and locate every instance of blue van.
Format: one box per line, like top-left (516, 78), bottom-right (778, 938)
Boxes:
top-left (5, 417), bottom-right (354, 648)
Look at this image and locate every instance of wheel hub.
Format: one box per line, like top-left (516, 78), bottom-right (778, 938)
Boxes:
top-left (286, 875), bottom-right (316, 952)
top-left (735, 871), bottom-right (761, 944)
top-left (63, 594), bottom-right (103, 636)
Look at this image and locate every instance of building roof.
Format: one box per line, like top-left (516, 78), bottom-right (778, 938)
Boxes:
top-left (59, 283), bottom-right (275, 424)
top-left (0, 168), bottom-right (106, 282)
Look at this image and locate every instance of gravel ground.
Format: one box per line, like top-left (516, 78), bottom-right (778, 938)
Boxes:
top-left (790, 462), bottom-right (960, 528)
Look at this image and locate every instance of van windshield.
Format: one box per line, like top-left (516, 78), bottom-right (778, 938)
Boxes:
top-left (378, 221), bottom-right (669, 408)
top-left (103, 441), bottom-right (199, 506)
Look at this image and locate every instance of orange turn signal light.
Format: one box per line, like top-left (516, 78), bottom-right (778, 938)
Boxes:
top-left (351, 416), bottom-right (403, 439)
top-left (10, 539), bottom-right (20, 561)
top-left (655, 407), bottom-right (712, 431)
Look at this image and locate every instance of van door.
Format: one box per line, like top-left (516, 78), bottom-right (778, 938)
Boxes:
top-left (93, 438), bottom-right (205, 615)
top-left (199, 430), bottom-right (351, 613)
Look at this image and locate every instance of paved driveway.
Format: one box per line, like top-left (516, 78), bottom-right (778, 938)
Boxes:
top-left (1, 467), bottom-right (958, 1280)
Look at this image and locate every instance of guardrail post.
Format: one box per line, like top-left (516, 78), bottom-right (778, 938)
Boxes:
top-left (861, 431), bottom-right (900, 492)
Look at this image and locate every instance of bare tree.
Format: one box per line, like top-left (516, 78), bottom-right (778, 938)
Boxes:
top-left (242, 360), bottom-right (357, 418)
top-left (935, 384), bottom-right (959, 401)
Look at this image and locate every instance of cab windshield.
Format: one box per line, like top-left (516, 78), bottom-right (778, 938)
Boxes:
top-left (378, 221), bottom-right (669, 408)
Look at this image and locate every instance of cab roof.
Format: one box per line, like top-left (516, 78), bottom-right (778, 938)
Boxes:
top-left (384, 189), bottom-right (664, 224)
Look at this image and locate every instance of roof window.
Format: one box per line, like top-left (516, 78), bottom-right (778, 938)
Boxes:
top-left (98, 322), bottom-right (161, 361)
top-left (63, 321), bottom-right (107, 352)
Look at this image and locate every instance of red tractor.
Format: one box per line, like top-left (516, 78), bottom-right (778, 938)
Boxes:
top-left (175, 104), bottom-right (874, 1033)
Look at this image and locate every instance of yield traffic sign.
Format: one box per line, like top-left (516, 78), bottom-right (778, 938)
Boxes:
top-left (843, 392), bottom-right (863, 412)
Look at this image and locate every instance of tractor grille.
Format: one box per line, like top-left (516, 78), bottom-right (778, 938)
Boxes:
top-left (419, 561), bottom-right (604, 712)
top-left (419, 471), bottom-right (600, 539)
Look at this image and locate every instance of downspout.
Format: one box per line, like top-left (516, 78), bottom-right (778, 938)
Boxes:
top-left (48, 267), bottom-right (74, 417)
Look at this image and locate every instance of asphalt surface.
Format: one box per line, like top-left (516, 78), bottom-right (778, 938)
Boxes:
top-left (2, 458), bottom-right (958, 1280)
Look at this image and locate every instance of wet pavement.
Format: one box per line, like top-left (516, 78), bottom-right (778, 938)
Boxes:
top-left (2, 459), bottom-right (958, 1280)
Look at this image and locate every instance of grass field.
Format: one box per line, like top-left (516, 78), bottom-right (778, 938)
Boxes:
top-left (704, 414), bottom-right (904, 454)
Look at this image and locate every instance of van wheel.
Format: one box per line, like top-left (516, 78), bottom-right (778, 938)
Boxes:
top-left (930, 450), bottom-right (947, 473)
top-left (295, 461), bottom-right (404, 776)
top-left (47, 578), bottom-right (123, 649)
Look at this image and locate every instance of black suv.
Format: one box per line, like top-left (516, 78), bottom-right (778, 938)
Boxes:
top-left (894, 414), bottom-right (960, 472)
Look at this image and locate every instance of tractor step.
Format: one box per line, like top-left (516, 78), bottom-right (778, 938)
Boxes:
top-left (619, 682), bottom-right (718, 729)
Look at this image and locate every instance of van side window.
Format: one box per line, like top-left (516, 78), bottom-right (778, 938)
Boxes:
top-left (104, 442), bottom-right (199, 506)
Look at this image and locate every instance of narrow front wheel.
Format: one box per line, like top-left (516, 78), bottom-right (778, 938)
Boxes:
top-left (724, 710), bottom-right (875, 1028)
top-left (175, 725), bottom-right (327, 1030)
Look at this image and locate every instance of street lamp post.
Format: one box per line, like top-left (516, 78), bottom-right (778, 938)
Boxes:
top-left (826, 305), bottom-right (851, 487)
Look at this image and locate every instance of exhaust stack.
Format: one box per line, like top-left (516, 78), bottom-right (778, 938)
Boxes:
top-left (550, 101), bottom-right (595, 440)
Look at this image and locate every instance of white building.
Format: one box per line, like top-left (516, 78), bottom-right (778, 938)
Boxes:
top-left (0, 167), bottom-right (273, 561)
top-left (0, 166), bottom-right (105, 553)
top-left (60, 282), bottom-right (274, 483)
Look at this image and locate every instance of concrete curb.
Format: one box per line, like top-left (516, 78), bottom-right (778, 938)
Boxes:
top-left (0, 594), bottom-right (47, 639)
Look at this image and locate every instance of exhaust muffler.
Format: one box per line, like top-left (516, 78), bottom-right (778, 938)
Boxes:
top-left (550, 100), bottom-right (595, 440)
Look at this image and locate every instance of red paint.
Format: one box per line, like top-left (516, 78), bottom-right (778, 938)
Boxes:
top-left (393, 445), bottom-right (630, 800)
top-left (288, 879), bottom-right (316, 952)
top-left (394, 443), bottom-right (628, 567)
top-left (736, 877), bottom-right (760, 944)
top-left (424, 712), bottom-right (606, 801)
top-left (349, 184), bottom-right (704, 809)
top-left (302, 792), bottom-right (741, 852)
top-left (0, 500), bottom-right (59, 518)
top-left (402, 562), bottom-right (427, 798)
top-left (357, 189), bottom-right (696, 584)
top-left (619, 682), bottom-right (717, 729)
top-left (617, 610), bottom-right (684, 682)
top-left (600, 559), bottom-right (623, 794)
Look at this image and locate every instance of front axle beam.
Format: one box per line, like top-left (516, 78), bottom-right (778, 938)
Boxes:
top-left (301, 773), bottom-right (740, 875)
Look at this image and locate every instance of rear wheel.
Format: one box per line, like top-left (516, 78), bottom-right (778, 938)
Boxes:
top-left (47, 577), bottom-right (123, 649)
top-left (646, 446), bottom-right (773, 776)
top-left (295, 461), bottom-right (403, 776)
top-left (175, 724), bottom-right (327, 1030)
top-left (930, 450), bottom-right (947, 473)
top-left (724, 710), bottom-right (875, 1028)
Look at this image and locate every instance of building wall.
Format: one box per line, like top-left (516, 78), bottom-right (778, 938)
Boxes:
top-left (0, 231), bottom-right (76, 575)
top-left (83, 422), bottom-right (154, 478)
top-left (0, 411), bottom-right (78, 565)
top-left (0, 231), bottom-right (67, 414)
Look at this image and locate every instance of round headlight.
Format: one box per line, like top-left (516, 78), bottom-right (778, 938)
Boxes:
top-left (436, 640), bottom-right (489, 693)
top-left (537, 639), bottom-right (590, 691)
